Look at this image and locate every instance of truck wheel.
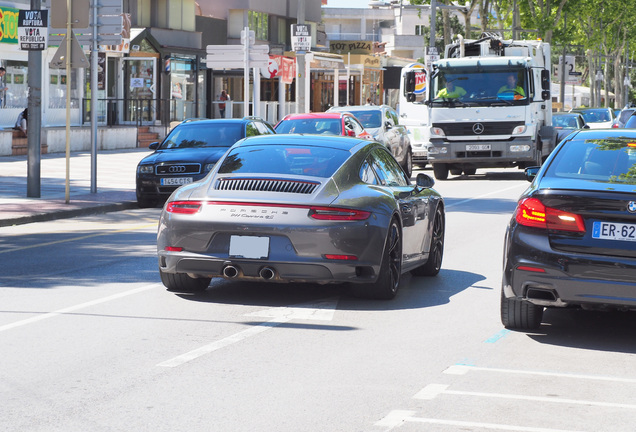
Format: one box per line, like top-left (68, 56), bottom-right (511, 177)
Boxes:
top-left (433, 163), bottom-right (449, 180)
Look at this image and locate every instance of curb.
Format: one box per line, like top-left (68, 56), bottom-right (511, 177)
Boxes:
top-left (0, 201), bottom-right (140, 228)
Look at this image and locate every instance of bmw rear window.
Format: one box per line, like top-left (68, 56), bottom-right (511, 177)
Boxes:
top-left (546, 138), bottom-right (636, 183)
top-left (218, 145), bottom-right (350, 178)
top-left (159, 123), bottom-right (243, 149)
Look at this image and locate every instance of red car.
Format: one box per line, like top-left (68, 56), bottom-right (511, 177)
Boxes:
top-left (275, 112), bottom-right (372, 140)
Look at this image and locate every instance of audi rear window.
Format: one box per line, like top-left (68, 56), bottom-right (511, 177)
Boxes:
top-left (159, 123), bottom-right (243, 149)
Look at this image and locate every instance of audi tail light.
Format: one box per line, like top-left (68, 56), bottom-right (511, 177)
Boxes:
top-left (515, 198), bottom-right (585, 232)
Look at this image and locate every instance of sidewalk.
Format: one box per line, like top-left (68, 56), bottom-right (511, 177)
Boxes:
top-left (0, 148), bottom-right (151, 227)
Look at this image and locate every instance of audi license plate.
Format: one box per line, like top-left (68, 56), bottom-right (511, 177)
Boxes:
top-left (592, 221), bottom-right (636, 242)
top-left (229, 235), bottom-right (270, 259)
top-left (466, 144), bottom-right (491, 151)
top-left (161, 177), bottom-right (193, 186)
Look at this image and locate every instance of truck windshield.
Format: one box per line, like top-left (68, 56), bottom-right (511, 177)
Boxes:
top-left (431, 68), bottom-right (529, 107)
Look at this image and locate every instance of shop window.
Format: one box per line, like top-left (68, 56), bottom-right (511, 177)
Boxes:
top-left (49, 69), bottom-right (80, 109)
top-left (2, 61), bottom-right (28, 108)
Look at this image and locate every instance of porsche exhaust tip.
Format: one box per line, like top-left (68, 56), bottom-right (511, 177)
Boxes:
top-left (259, 267), bottom-right (276, 280)
top-left (222, 265), bottom-right (240, 278)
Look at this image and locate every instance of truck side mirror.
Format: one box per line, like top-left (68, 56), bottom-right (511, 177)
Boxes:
top-left (541, 70), bottom-right (550, 90)
top-left (405, 71), bottom-right (416, 93)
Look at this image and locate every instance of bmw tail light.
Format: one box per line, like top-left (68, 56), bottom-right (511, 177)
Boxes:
top-left (166, 201), bottom-right (203, 214)
top-left (516, 198), bottom-right (585, 232)
top-left (309, 206), bottom-right (371, 221)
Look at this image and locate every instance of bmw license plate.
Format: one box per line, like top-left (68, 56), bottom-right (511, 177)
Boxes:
top-left (466, 144), bottom-right (491, 151)
top-left (592, 221), bottom-right (636, 242)
top-left (161, 177), bottom-right (193, 186)
top-left (229, 235), bottom-right (270, 259)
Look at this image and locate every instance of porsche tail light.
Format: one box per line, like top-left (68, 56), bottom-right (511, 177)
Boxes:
top-left (516, 198), bottom-right (585, 232)
top-left (324, 254), bottom-right (358, 260)
top-left (309, 206), bottom-right (371, 221)
top-left (166, 201), bottom-right (203, 214)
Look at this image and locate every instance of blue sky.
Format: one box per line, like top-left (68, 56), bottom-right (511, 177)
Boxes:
top-left (323, 0), bottom-right (374, 8)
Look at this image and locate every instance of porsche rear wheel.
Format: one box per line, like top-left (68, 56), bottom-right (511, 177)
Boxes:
top-left (412, 206), bottom-right (444, 277)
top-left (354, 219), bottom-right (402, 300)
top-left (160, 269), bottom-right (211, 293)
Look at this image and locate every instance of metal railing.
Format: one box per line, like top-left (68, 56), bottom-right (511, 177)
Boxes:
top-left (81, 98), bottom-right (197, 128)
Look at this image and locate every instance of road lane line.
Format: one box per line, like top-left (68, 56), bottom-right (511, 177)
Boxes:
top-left (0, 284), bottom-right (159, 333)
top-left (157, 317), bottom-right (290, 367)
top-left (0, 223), bottom-right (157, 254)
top-left (375, 411), bottom-right (583, 432)
top-left (414, 383), bottom-right (636, 410)
top-left (444, 364), bottom-right (636, 383)
top-left (445, 184), bottom-right (525, 209)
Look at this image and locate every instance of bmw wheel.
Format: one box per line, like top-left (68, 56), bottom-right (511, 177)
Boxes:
top-left (500, 289), bottom-right (543, 330)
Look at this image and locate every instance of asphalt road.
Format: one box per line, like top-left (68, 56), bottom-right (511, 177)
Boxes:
top-left (2, 168), bottom-right (636, 432)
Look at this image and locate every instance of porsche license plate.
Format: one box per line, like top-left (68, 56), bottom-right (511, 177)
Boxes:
top-left (161, 177), bottom-right (193, 186)
top-left (229, 235), bottom-right (270, 259)
top-left (466, 144), bottom-right (491, 151)
top-left (592, 221), bottom-right (636, 242)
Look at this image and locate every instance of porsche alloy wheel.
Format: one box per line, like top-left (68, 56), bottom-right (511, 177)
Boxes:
top-left (160, 269), bottom-right (211, 293)
top-left (354, 219), bottom-right (402, 300)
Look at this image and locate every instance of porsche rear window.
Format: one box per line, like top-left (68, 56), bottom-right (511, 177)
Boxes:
top-left (218, 145), bottom-right (350, 178)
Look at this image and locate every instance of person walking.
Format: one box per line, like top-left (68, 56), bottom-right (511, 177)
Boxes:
top-left (219, 90), bottom-right (229, 118)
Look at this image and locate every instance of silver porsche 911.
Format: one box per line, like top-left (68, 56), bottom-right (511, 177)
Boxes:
top-left (157, 134), bottom-right (445, 299)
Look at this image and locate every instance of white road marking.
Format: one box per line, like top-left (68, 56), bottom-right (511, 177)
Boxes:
top-left (444, 364), bottom-right (636, 384)
top-left (375, 411), bottom-right (583, 432)
top-left (0, 284), bottom-right (159, 333)
top-left (157, 297), bottom-right (339, 368)
top-left (413, 383), bottom-right (449, 400)
top-left (445, 184), bottom-right (525, 209)
top-left (414, 383), bottom-right (636, 410)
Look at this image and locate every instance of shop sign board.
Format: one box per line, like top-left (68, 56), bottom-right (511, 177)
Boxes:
top-left (329, 40), bottom-right (372, 55)
top-left (0, 6), bottom-right (20, 44)
top-left (17, 10), bottom-right (48, 50)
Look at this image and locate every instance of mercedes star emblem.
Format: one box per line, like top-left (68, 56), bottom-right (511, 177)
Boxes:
top-left (472, 123), bottom-right (485, 134)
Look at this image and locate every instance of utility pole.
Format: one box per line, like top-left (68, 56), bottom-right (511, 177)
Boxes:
top-left (429, 0), bottom-right (437, 49)
top-left (559, 13), bottom-right (566, 111)
top-left (27, 0), bottom-right (43, 197)
top-left (296, 1), bottom-right (306, 114)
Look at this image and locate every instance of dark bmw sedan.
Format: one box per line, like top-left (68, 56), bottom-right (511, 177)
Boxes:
top-left (502, 129), bottom-right (636, 330)
top-left (136, 117), bottom-right (275, 207)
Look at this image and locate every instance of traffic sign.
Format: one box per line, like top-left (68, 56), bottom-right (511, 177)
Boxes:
top-left (49, 33), bottom-right (90, 68)
top-left (206, 45), bottom-right (270, 69)
top-left (50, 0), bottom-right (90, 28)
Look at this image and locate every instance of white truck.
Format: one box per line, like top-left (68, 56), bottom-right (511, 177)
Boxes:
top-left (402, 34), bottom-right (556, 179)
top-left (397, 62), bottom-right (431, 168)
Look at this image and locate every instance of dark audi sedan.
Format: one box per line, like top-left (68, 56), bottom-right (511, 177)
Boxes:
top-left (136, 117), bottom-right (275, 207)
top-left (502, 129), bottom-right (636, 330)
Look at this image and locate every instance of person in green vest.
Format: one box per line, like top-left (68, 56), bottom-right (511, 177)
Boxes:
top-left (498, 73), bottom-right (525, 97)
top-left (436, 80), bottom-right (467, 99)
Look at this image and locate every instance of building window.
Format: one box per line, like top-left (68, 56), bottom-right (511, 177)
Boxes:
top-left (249, 11), bottom-right (269, 40)
top-left (415, 25), bottom-right (426, 36)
